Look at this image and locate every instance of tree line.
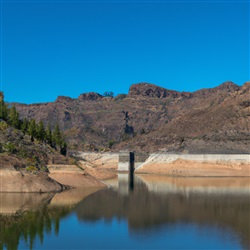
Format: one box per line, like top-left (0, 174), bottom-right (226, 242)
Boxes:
top-left (0, 92), bottom-right (67, 155)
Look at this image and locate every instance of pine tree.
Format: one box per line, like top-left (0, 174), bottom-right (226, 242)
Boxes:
top-left (21, 117), bottom-right (29, 134)
top-left (36, 121), bottom-right (45, 141)
top-left (45, 123), bottom-right (52, 146)
top-left (52, 123), bottom-right (63, 148)
top-left (8, 106), bottom-right (20, 129)
top-left (28, 119), bottom-right (37, 141)
top-left (60, 142), bottom-right (67, 156)
top-left (0, 92), bottom-right (8, 121)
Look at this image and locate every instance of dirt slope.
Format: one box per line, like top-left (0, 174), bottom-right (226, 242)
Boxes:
top-left (14, 81), bottom-right (250, 153)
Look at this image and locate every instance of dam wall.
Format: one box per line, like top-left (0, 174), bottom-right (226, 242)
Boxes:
top-left (118, 152), bottom-right (149, 172)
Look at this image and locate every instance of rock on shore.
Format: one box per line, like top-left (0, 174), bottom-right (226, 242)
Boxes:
top-left (47, 164), bottom-right (107, 188)
top-left (0, 166), bottom-right (63, 192)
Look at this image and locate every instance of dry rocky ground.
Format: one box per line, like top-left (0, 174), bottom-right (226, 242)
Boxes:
top-left (1, 149), bottom-right (249, 192)
top-left (14, 81), bottom-right (250, 153)
top-left (0, 165), bottom-right (63, 192)
top-left (47, 164), bottom-right (108, 188)
top-left (136, 158), bottom-right (250, 177)
top-left (2, 79), bottom-right (250, 192)
top-left (0, 125), bottom-right (76, 192)
top-left (77, 152), bottom-right (118, 180)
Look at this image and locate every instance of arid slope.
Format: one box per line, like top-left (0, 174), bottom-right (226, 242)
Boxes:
top-left (14, 81), bottom-right (250, 153)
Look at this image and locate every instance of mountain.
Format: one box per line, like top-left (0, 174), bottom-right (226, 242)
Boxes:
top-left (14, 81), bottom-right (250, 153)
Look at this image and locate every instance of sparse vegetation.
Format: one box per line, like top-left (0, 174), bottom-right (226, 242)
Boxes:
top-left (0, 91), bottom-right (71, 172)
top-left (0, 121), bottom-right (8, 131)
top-left (122, 111), bottom-right (134, 138)
top-left (108, 140), bottom-right (115, 149)
top-left (26, 165), bottom-right (38, 172)
top-left (3, 142), bottom-right (16, 153)
top-left (103, 91), bottom-right (114, 97)
top-left (0, 91), bottom-right (67, 155)
top-left (4, 81), bottom-right (249, 154)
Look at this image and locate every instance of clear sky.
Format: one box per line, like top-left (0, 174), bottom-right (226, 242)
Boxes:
top-left (1, 0), bottom-right (249, 104)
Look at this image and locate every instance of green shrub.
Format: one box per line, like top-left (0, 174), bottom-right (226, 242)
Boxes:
top-left (0, 121), bottom-right (8, 131)
top-left (27, 155), bottom-right (40, 165)
top-left (3, 142), bottom-right (16, 153)
top-left (140, 128), bottom-right (146, 134)
top-left (121, 133), bottom-right (130, 141)
top-left (26, 165), bottom-right (38, 172)
top-left (17, 148), bottom-right (28, 158)
top-left (108, 140), bottom-right (115, 149)
top-left (39, 165), bottom-right (48, 172)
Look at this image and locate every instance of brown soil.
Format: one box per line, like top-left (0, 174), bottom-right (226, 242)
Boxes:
top-left (47, 164), bottom-right (108, 188)
top-left (136, 159), bottom-right (250, 176)
top-left (137, 174), bottom-right (250, 188)
top-left (15, 81), bottom-right (250, 154)
top-left (80, 162), bottom-right (117, 180)
top-left (0, 167), bottom-right (63, 192)
top-left (77, 153), bottom-right (118, 180)
top-left (48, 172), bottom-right (106, 188)
top-left (0, 161), bottom-right (112, 193)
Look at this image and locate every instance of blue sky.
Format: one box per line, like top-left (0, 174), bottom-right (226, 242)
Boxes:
top-left (1, 0), bottom-right (249, 104)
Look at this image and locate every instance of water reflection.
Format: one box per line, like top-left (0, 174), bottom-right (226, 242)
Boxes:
top-left (0, 198), bottom-right (71, 250)
top-left (77, 175), bottom-right (250, 249)
top-left (0, 175), bottom-right (249, 249)
top-left (0, 188), bottom-right (101, 250)
top-left (0, 193), bottom-right (53, 215)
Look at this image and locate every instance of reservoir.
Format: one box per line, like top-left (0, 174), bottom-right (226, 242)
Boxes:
top-left (1, 175), bottom-right (249, 249)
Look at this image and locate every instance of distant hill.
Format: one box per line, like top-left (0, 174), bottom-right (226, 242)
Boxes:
top-left (14, 81), bottom-right (250, 153)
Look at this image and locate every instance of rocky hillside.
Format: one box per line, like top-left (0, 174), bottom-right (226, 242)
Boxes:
top-left (0, 123), bottom-right (71, 171)
top-left (14, 81), bottom-right (250, 153)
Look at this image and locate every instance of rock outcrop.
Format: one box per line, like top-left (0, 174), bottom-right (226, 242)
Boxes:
top-left (128, 82), bottom-right (191, 98)
top-left (78, 92), bottom-right (103, 101)
top-left (13, 81), bottom-right (250, 153)
top-left (0, 165), bottom-right (63, 192)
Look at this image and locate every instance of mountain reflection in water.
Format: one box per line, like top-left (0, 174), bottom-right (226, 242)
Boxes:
top-left (0, 175), bottom-right (249, 250)
top-left (0, 188), bottom-right (101, 250)
top-left (76, 175), bottom-right (250, 249)
top-left (0, 193), bottom-right (71, 250)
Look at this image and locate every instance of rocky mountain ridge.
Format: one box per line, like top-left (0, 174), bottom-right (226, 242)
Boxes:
top-left (13, 81), bottom-right (250, 153)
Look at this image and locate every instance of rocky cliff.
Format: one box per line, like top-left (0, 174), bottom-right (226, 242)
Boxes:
top-left (14, 81), bottom-right (250, 153)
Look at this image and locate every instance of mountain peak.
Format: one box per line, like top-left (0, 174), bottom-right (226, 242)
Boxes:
top-left (78, 92), bottom-right (103, 101)
top-left (216, 81), bottom-right (240, 91)
top-left (55, 96), bottom-right (74, 103)
top-left (128, 82), bottom-right (190, 99)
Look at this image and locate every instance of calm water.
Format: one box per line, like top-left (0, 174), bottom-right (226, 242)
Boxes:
top-left (0, 174), bottom-right (250, 250)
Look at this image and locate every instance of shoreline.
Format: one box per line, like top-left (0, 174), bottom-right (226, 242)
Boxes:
top-left (135, 159), bottom-right (250, 177)
top-left (0, 152), bottom-right (249, 193)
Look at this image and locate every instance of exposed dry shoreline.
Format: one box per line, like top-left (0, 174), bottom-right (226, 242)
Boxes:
top-left (77, 152), bottom-right (250, 178)
top-left (136, 158), bottom-right (250, 176)
top-left (0, 166), bottom-right (63, 193)
top-left (47, 164), bottom-right (108, 189)
top-left (1, 152), bottom-right (249, 193)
